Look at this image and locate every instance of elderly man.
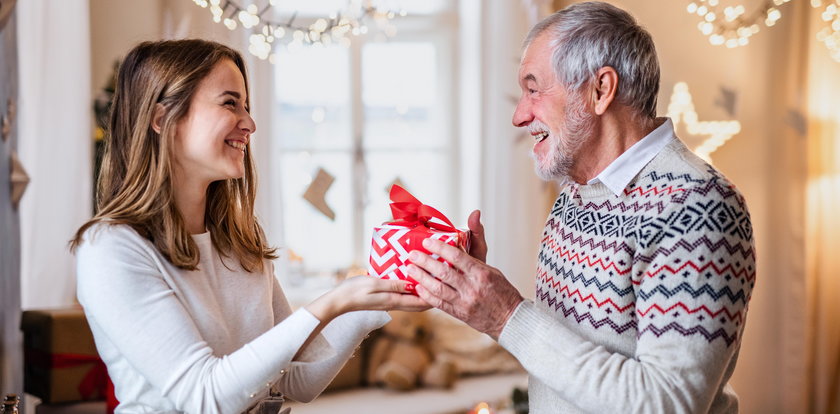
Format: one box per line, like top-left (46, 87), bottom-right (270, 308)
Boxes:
top-left (408, 2), bottom-right (755, 413)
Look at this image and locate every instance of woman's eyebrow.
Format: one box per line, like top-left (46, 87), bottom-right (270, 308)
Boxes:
top-left (218, 91), bottom-right (242, 99)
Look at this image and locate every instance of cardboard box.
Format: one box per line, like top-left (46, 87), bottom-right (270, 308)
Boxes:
top-left (21, 308), bottom-right (108, 403)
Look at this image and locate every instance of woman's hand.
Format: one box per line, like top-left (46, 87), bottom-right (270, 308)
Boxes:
top-left (305, 276), bottom-right (430, 322)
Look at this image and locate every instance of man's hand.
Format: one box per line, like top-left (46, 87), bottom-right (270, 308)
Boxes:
top-left (467, 210), bottom-right (488, 263)
top-left (407, 228), bottom-right (523, 340)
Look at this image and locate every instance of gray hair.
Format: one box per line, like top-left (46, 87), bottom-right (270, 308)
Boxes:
top-left (525, 1), bottom-right (660, 119)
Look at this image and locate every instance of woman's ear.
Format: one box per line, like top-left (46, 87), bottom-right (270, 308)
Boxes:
top-left (592, 66), bottom-right (618, 116)
top-left (151, 103), bottom-right (165, 134)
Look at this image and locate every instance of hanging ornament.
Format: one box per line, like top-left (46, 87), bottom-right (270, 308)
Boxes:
top-left (0, 0), bottom-right (16, 30)
top-left (10, 150), bottom-right (30, 208)
top-left (785, 109), bottom-right (807, 136)
top-left (1, 115), bottom-right (8, 142)
top-left (302, 167), bottom-right (336, 220)
top-left (713, 85), bottom-right (738, 117)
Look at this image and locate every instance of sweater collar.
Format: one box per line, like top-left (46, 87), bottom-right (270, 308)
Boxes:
top-left (586, 117), bottom-right (676, 196)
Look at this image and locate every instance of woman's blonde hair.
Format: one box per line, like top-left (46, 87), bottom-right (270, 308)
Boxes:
top-left (71, 39), bottom-right (276, 272)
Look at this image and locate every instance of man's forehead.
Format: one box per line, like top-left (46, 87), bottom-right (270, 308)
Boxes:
top-left (519, 32), bottom-right (552, 79)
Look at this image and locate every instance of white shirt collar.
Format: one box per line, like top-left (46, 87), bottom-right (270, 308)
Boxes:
top-left (586, 117), bottom-right (676, 196)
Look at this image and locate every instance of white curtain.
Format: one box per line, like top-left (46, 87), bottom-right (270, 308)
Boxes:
top-left (17, 0), bottom-right (92, 309)
top-left (475, 1), bottom-right (548, 296)
top-left (803, 2), bottom-right (840, 411)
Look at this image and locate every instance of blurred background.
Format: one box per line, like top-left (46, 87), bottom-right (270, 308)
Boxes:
top-left (0, 0), bottom-right (838, 413)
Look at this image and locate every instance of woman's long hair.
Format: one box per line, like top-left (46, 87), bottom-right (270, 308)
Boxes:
top-left (71, 39), bottom-right (276, 272)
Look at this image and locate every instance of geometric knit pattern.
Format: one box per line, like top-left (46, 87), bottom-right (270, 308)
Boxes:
top-left (536, 140), bottom-right (755, 351)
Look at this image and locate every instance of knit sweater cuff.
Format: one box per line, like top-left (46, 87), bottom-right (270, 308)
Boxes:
top-left (498, 300), bottom-right (558, 354)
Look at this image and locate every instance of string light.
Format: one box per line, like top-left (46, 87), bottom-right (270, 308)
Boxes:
top-left (815, 0), bottom-right (840, 62)
top-left (667, 82), bottom-right (741, 163)
top-left (688, 0), bottom-right (840, 59)
top-left (191, 0), bottom-right (406, 60)
top-left (686, 0), bottom-right (793, 48)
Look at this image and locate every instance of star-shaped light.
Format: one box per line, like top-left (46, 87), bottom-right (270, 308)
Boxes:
top-left (667, 82), bottom-right (741, 163)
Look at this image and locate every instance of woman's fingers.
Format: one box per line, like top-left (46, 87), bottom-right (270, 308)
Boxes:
top-left (339, 276), bottom-right (431, 311)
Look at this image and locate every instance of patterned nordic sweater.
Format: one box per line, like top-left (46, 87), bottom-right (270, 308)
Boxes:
top-left (498, 138), bottom-right (755, 414)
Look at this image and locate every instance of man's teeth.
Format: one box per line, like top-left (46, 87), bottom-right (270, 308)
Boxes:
top-left (534, 131), bottom-right (549, 143)
top-left (225, 140), bottom-right (246, 151)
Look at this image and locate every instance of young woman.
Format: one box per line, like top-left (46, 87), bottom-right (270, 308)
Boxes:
top-left (71, 39), bottom-right (428, 414)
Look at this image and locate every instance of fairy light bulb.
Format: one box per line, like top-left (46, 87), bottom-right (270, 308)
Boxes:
top-left (190, 0), bottom-right (407, 59)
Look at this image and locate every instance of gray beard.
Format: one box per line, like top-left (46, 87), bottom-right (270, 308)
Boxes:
top-left (531, 97), bottom-right (594, 181)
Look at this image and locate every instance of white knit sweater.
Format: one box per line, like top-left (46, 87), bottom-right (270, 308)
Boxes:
top-left (499, 136), bottom-right (755, 413)
top-left (76, 223), bottom-right (389, 414)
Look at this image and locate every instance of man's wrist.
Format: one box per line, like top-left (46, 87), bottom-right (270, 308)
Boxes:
top-left (489, 295), bottom-right (524, 340)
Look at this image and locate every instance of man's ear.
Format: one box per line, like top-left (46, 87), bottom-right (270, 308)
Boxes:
top-left (151, 103), bottom-right (166, 134)
top-left (591, 66), bottom-right (618, 116)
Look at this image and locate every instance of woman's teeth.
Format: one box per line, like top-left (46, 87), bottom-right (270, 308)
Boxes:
top-left (225, 140), bottom-right (246, 151)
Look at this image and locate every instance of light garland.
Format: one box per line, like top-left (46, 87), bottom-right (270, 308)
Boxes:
top-left (191, 0), bottom-right (405, 61)
top-left (815, 0), bottom-right (840, 62)
top-left (688, 0), bottom-right (840, 59)
top-left (687, 0), bottom-right (792, 48)
top-left (667, 82), bottom-right (741, 163)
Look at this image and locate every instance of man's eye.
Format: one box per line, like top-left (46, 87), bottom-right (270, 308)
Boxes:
top-left (528, 89), bottom-right (537, 94)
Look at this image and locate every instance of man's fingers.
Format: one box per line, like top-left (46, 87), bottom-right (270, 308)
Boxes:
top-left (419, 238), bottom-right (477, 273)
top-left (408, 250), bottom-right (457, 282)
top-left (468, 209), bottom-right (484, 237)
top-left (467, 209), bottom-right (488, 262)
top-left (408, 263), bottom-right (458, 302)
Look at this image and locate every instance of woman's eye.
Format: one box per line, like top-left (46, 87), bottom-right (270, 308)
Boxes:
top-left (224, 100), bottom-right (236, 107)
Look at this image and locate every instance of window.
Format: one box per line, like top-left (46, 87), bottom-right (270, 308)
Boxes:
top-left (270, 4), bottom-right (456, 288)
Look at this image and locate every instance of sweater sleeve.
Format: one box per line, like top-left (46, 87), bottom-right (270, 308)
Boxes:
top-left (77, 225), bottom-right (324, 414)
top-left (498, 186), bottom-right (755, 413)
top-left (268, 270), bottom-right (390, 402)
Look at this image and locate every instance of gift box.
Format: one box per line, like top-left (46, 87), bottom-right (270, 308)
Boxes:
top-left (20, 308), bottom-right (112, 404)
top-left (368, 185), bottom-right (469, 291)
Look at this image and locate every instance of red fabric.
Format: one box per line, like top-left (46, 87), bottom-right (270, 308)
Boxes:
top-left (25, 348), bottom-right (118, 410)
top-left (386, 184), bottom-right (457, 232)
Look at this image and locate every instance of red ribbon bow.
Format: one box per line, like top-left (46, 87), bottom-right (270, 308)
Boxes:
top-left (386, 185), bottom-right (457, 232)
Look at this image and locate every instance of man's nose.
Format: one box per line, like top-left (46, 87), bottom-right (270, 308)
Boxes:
top-left (512, 96), bottom-right (533, 128)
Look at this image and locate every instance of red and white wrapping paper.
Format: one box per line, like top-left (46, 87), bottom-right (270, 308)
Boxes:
top-left (368, 185), bottom-right (469, 291)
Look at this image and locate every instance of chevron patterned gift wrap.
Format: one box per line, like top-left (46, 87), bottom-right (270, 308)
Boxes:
top-left (368, 224), bottom-right (469, 290)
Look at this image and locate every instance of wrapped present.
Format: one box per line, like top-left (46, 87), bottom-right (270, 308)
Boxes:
top-left (20, 308), bottom-right (113, 405)
top-left (368, 185), bottom-right (469, 292)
